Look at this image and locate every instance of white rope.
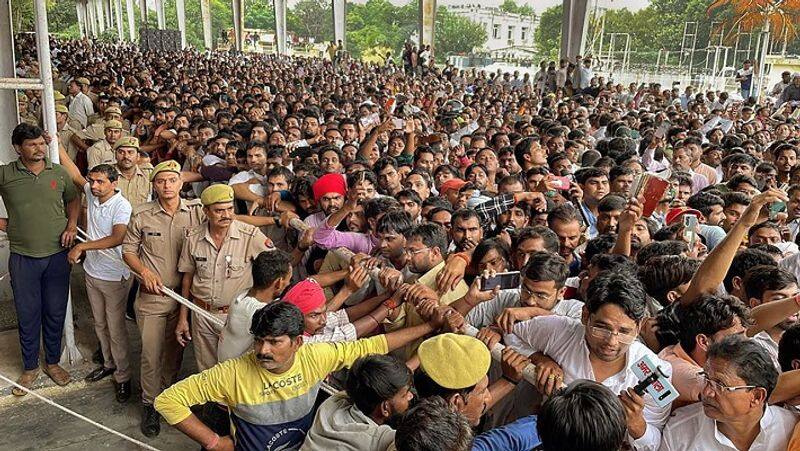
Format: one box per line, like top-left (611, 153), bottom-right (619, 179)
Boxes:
top-left (75, 228), bottom-right (225, 328)
top-left (0, 371), bottom-right (161, 451)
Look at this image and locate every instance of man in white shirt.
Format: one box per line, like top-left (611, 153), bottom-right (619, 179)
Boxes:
top-left (659, 335), bottom-right (798, 450)
top-left (228, 141), bottom-right (271, 206)
top-left (58, 147), bottom-right (134, 402)
top-left (67, 77), bottom-right (94, 128)
top-left (578, 58), bottom-right (594, 90)
top-left (216, 249), bottom-right (292, 363)
top-left (457, 251), bottom-right (583, 332)
top-left (507, 271), bottom-right (672, 451)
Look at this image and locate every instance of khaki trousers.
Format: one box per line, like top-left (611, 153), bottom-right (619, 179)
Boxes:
top-left (135, 291), bottom-right (183, 405)
top-left (85, 274), bottom-right (133, 383)
top-left (191, 310), bottom-right (227, 372)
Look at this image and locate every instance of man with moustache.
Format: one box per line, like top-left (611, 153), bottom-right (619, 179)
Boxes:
top-left (155, 300), bottom-right (446, 451)
top-left (113, 137), bottom-right (152, 208)
top-left (1, 124), bottom-right (80, 395)
top-left (176, 184), bottom-right (272, 372)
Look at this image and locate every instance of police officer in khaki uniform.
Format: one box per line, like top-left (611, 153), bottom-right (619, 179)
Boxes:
top-left (176, 184), bottom-right (271, 372)
top-left (83, 106), bottom-right (124, 142)
top-left (17, 93), bottom-right (38, 126)
top-left (87, 120), bottom-right (123, 169)
top-left (113, 136), bottom-right (152, 209)
top-left (122, 160), bottom-right (205, 438)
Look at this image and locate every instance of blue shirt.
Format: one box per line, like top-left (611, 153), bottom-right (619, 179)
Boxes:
top-left (472, 415), bottom-right (541, 451)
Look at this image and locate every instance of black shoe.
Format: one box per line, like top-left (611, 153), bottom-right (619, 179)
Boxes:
top-left (92, 348), bottom-right (103, 364)
top-left (84, 366), bottom-right (116, 383)
top-left (141, 404), bottom-right (161, 437)
top-left (115, 381), bottom-right (131, 403)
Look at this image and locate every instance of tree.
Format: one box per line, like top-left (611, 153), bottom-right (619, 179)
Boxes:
top-left (707, 0), bottom-right (800, 45)
top-left (244, 0), bottom-right (275, 30)
top-left (534, 4), bottom-right (562, 60)
top-left (435, 7), bottom-right (487, 59)
top-left (346, 0), bottom-right (417, 59)
top-left (499, 0), bottom-right (535, 17)
top-left (288, 0), bottom-right (333, 43)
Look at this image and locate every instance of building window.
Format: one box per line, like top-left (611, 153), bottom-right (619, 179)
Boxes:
top-left (492, 24), bottom-right (500, 39)
top-left (521, 27), bottom-right (528, 41)
top-left (507, 26), bottom-right (515, 41)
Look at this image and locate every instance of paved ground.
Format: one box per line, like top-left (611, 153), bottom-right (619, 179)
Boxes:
top-left (0, 267), bottom-right (197, 450)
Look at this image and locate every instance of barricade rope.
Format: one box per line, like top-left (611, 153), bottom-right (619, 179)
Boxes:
top-left (0, 371), bottom-right (161, 450)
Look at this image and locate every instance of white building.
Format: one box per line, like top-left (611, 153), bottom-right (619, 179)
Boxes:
top-left (448, 4), bottom-right (537, 60)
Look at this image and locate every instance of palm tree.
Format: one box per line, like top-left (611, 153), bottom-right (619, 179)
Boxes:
top-left (707, 0), bottom-right (800, 99)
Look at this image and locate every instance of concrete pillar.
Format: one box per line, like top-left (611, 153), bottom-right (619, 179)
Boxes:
top-left (76, 1), bottom-right (86, 38)
top-left (155, 0), bottom-right (165, 29)
top-left (86, 0), bottom-right (97, 37)
top-left (114, 0), bottom-right (124, 41)
top-left (232, 0), bottom-right (243, 51)
top-left (201, 0), bottom-right (213, 49)
top-left (96, 0), bottom-right (106, 32)
top-left (125, 0), bottom-right (135, 41)
top-left (105, 0), bottom-right (113, 31)
top-left (176, 0), bottom-right (187, 48)
top-left (0, 0), bottom-right (19, 160)
top-left (139, 0), bottom-right (147, 24)
top-left (560, 0), bottom-right (590, 61)
top-left (332, 0), bottom-right (346, 49)
top-left (274, 0), bottom-right (287, 54)
top-left (418, 0), bottom-right (436, 52)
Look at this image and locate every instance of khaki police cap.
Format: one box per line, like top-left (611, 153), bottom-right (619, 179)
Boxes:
top-left (104, 119), bottom-right (123, 130)
top-left (149, 160), bottom-right (181, 181)
top-left (114, 136), bottom-right (140, 150)
top-left (200, 184), bottom-right (235, 206)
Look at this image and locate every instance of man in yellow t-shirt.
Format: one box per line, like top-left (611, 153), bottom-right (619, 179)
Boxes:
top-left (156, 301), bottom-right (442, 451)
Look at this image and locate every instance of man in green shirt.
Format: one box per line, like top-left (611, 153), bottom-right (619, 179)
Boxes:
top-left (1, 124), bottom-right (80, 395)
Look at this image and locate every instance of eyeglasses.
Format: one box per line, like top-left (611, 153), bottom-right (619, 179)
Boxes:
top-left (588, 326), bottom-right (637, 345)
top-left (404, 247), bottom-right (430, 256)
top-left (698, 371), bottom-right (756, 393)
top-left (520, 284), bottom-right (553, 302)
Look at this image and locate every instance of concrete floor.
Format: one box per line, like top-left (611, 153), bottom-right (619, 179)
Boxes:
top-left (0, 267), bottom-right (197, 450)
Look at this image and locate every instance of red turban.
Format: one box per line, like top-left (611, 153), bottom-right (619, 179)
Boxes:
top-left (312, 173), bottom-right (347, 202)
top-left (282, 279), bottom-right (325, 314)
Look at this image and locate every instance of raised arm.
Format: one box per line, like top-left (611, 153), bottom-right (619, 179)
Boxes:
top-left (680, 189), bottom-right (787, 306)
top-left (57, 142), bottom-right (87, 189)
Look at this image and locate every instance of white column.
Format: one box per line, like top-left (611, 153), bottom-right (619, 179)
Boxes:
top-left (76, 1), bottom-right (86, 38)
top-left (86, 0), bottom-right (97, 37)
top-left (104, 0), bottom-right (113, 31)
top-left (126, 0), bottom-right (135, 41)
top-left (139, 0), bottom-right (147, 24)
top-left (176, 0), bottom-right (187, 48)
top-left (96, 0), bottom-right (106, 32)
top-left (332, 0), bottom-right (346, 49)
top-left (155, 0), bottom-right (165, 29)
top-left (274, 0), bottom-right (287, 54)
top-left (418, 0), bottom-right (436, 51)
top-left (114, 0), bottom-right (124, 41)
top-left (560, 0), bottom-right (590, 60)
top-left (201, 0), bottom-right (213, 49)
top-left (0, 0), bottom-right (19, 159)
top-left (232, 0), bottom-right (243, 51)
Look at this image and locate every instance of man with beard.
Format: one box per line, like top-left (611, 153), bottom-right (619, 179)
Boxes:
top-left (155, 298), bottom-right (448, 451)
top-left (383, 223), bottom-right (469, 359)
top-left (229, 141), bottom-right (270, 205)
top-left (743, 266), bottom-right (799, 369)
top-left (176, 184), bottom-right (272, 372)
top-left (301, 354), bottom-right (415, 450)
top-left (112, 137), bottom-right (152, 208)
top-left (450, 209), bottom-right (483, 253)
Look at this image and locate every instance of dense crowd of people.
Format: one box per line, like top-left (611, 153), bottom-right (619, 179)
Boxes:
top-left (6, 34), bottom-right (800, 450)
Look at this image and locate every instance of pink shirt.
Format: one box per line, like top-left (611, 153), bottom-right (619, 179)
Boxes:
top-left (658, 343), bottom-right (704, 410)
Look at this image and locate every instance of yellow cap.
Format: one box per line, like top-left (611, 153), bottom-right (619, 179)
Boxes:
top-left (149, 160), bottom-right (182, 181)
top-left (200, 184), bottom-right (235, 206)
top-left (75, 77), bottom-right (90, 86)
top-left (104, 119), bottom-right (123, 130)
top-left (53, 91), bottom-right (66, 101)
top-left (55, 104), bottom-right (69, 114)
top-left (418, 333), bottom-right (491, 390)
top-left (105, 106), bottom-right (122, 115)
top-left (114, 136), bottom-right (140, 150)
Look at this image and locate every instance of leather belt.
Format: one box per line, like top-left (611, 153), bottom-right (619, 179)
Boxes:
top-left (193, 298), bottom-right (229, 314)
